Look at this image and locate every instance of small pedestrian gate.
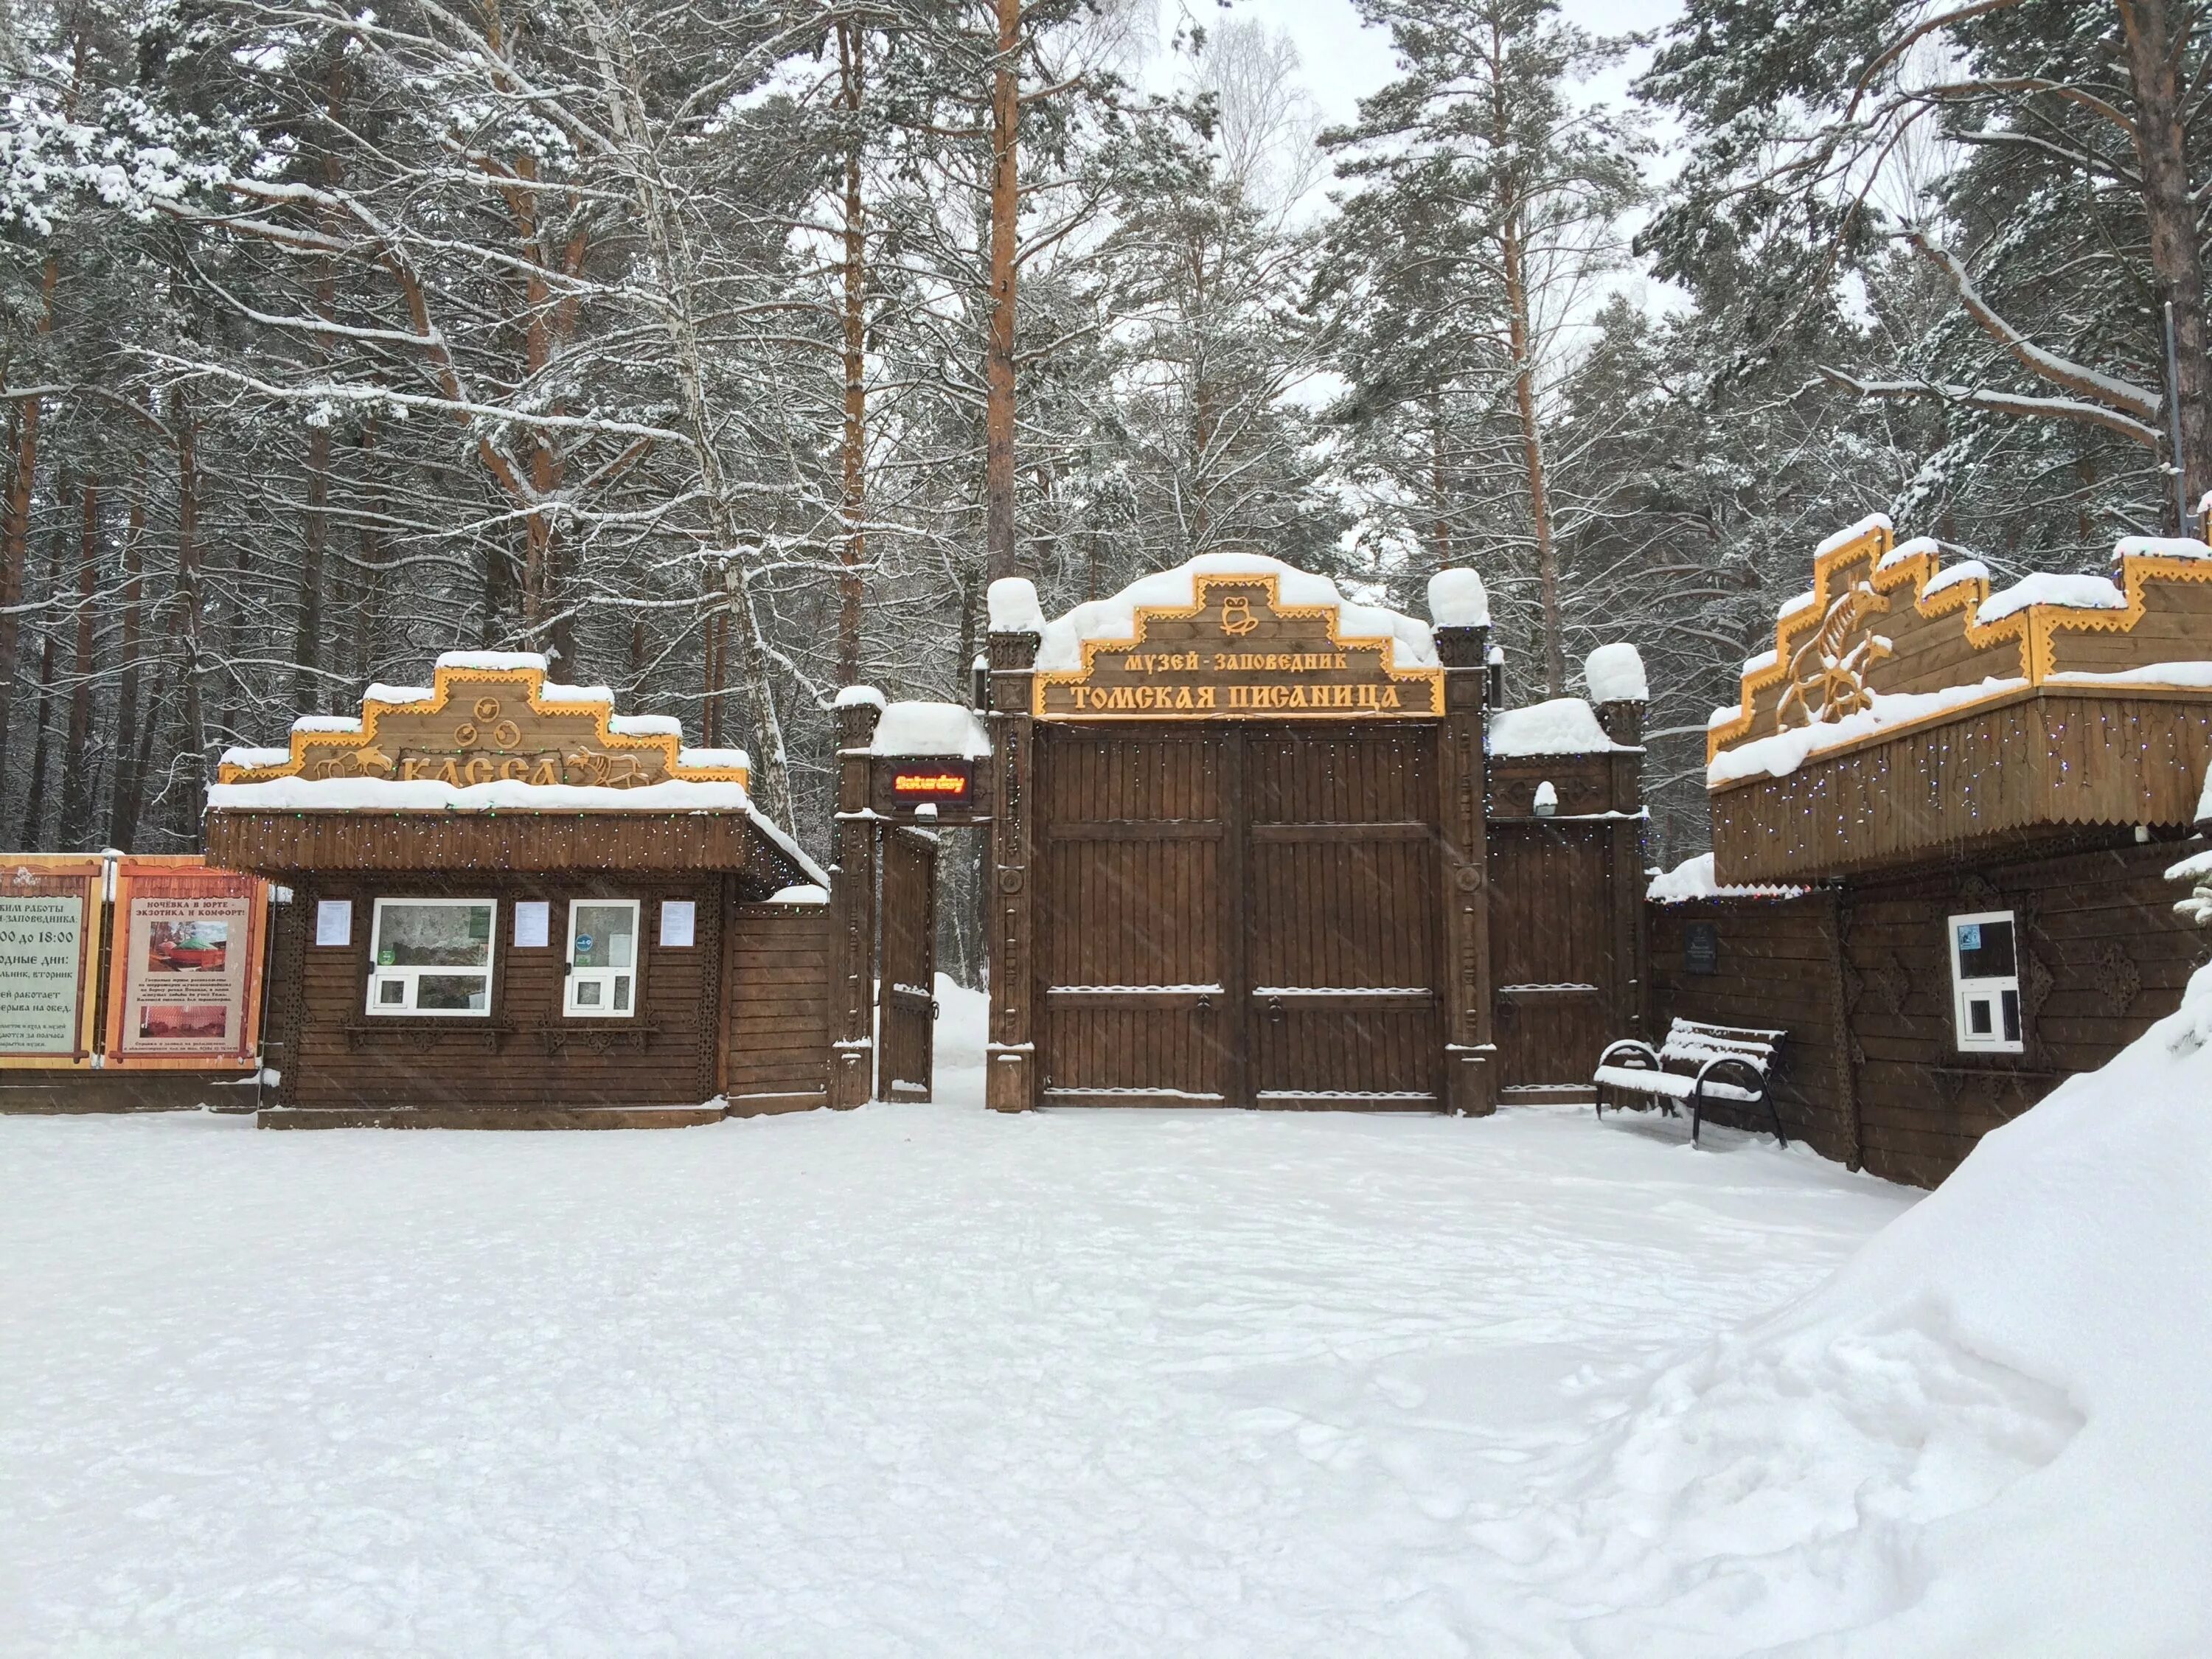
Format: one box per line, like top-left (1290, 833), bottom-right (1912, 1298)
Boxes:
top-left (877, 825), bottom-right (937, 1099)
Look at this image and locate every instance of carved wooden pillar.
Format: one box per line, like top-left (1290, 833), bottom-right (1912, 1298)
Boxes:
top-left (1435, 623), bottom-right (1495, 1115)
top-left (1597, 695), bottom-right (1649, 1041)
top-left (829, 687), bottom-right (884, 1109)
top-left (986, 627), bottom-right (1039, 1112)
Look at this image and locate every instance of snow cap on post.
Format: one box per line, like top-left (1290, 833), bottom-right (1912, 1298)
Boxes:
top-left (832, 683), bottom-right (886, 748)
top-left (987, 577), bottom-right (1045, 636)
top-left (1427, 567), bottom-right (1490, 628)
top-left (1583, 641), bottom-right (1648, 705)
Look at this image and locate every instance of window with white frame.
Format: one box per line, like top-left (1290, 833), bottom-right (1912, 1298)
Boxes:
top-left (366, 898), bottom-right (496, 1016)
top-left (1948, 910), bottom-right (2023, 1054)
top-left (565, 900), bottom-right (639, 1018)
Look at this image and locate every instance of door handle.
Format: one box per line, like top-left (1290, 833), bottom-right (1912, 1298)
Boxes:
top-left (931, 999), bottom-right (941, 1020)
top-left (1194, 993), bottom-right (1214, 1012)
top-left (1267, 996), bottom-right (1284, 1024)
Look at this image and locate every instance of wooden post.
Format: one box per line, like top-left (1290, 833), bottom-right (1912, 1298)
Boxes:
top-left (829, 686), bottom-right (884, 1109)
top-left (1597, 696), bottom-right (1649, 1042)
top-left (1435, 623), bottom-right (1495, 1115)
top-left (986, 627), bottom-right (1038, 1111)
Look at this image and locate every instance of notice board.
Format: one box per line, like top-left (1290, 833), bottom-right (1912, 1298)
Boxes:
top-left (0, 855), bottom-right (103, 1066)
top-left (102, 858), bottom-right (268, 1070)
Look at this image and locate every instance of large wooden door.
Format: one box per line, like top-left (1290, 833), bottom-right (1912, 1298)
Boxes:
top-left (1034, 725), bottom-right (1441, 1107)
top-left (1034, 729), bottom-right (1233, 1105)
top-left (1243, 731), bottom-right (1441, 1107)
top-left (877, 825), bottom-right (936, 1100)
top-left (1488, 823), bottom-right (1613, 1098)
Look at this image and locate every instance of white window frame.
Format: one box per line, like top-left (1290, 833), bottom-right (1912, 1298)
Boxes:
top-left (365, 897), bottom-right (497, 1018)
top-left (564, 899), bottom-right (641, 1019)
top-left (1948, 908), bottom-right (2024, 1056)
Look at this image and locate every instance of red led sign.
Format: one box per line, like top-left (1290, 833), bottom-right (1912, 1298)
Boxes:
top-left (891, 765), bottom-right (973, 804)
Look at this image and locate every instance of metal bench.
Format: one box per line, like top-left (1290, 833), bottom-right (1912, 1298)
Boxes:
top-left (1593, 1018), bottom-right (1787, 1147)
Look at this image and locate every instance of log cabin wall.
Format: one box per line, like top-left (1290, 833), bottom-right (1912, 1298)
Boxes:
top-left (1648, 894), bottom-right (1857, 1164)
top-left (723, 900), bottom-right (832, 1115)
top-left (268, 871), bottom-right (726, 1118)
top-left (1651, 834), bottom-right (2208, 1186)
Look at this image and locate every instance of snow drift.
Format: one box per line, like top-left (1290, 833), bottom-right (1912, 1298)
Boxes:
top-left (1490, 955), bottom-right (2212, 1654)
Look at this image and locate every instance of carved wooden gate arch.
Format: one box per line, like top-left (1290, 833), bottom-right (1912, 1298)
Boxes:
top-left (981, 564), bottom-right (1499, 1115)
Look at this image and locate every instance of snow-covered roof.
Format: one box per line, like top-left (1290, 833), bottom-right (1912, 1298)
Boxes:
top-left (869, 701), bottom-right (992, 759)
top-left (1646, 852), bottom-right (1808, 905)
top-left (209, 776), bottom-right (757, 814)
top-left (1708, 678), bottom-right (2027, 786)
top-left (1977, 572), bottom-right (2127, 626)
top-left (1035, 552), bottom-right (1437, 675)
top-left (1488, 698), bottom-right (1639, 757)
top-left (1583, 642), bottom-right (1648, 704)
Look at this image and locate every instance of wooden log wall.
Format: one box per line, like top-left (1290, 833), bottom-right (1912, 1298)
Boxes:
top-left (1652, 833), bottom-right (2209, 1186)
top-left (268, 872), bottom-right (724, 1114)
top-left (723, 900), bottom-right (832, 1114)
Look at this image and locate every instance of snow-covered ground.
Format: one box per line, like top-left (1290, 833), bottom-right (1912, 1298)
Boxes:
top-left (2, 974), bottom-right (2201, 1655)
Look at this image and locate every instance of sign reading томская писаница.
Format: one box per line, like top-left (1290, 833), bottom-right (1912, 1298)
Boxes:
top-left (1033, 577), bottom-right (1444, 720)
top-left (0, 894), bottom-right (87, 1054)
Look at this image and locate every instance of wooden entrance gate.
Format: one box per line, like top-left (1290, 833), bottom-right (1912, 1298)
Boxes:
top-left (1488, 822), bottom-right (1616, 1098)
top-left (1033, 724), bottom-right (1446, 1107)
top-left (877, 825), bottom-right (937, 1100)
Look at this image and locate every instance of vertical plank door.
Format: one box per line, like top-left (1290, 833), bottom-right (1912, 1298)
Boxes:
top-left (1242, 728), bottom-right (1443, 1107)
top-left (877, 826), bottom-right (937, 1100)
top-left (1034, 728), bottom-right (1234, 1105)
top-left (1487, 822), bottom-right (1615, 1099)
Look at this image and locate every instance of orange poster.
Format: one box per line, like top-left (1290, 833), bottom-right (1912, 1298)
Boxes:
top-left (104, 859), bottom-right (268, 1070)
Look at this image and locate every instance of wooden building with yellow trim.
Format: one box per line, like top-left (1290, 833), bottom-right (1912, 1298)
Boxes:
top-left (207, 652), bottom-right (831, 1127)
top-left (1655, 518), bottom-right (2212, 1185)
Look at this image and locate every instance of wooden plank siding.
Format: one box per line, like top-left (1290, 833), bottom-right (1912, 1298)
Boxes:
top-left (206, 810), bottom-right (767, 874)
top-left (723, 900), bottom-right (832, 1115)
top-left (268, 873), bottom-right (726, 1115)
top-left (1650, 835), bottom-right (2208, 1187)
top-left (1711, 691), bottom-right (2212, 886)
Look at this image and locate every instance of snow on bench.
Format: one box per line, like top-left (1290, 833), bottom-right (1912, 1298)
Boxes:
top-left (1593, 1018), bottom-right (1787, 1147)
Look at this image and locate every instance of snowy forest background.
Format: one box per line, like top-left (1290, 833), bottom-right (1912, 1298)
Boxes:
top-left (6, 0), bottom-right (2209, 955)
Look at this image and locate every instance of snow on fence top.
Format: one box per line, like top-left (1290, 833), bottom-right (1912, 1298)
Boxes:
top-left (1645, 851), bottom-right (1807, 904)
top-left (1707, 513), bottom-right (2212, 783)
top-left (1427, 567), bottom-right (1489, 628)
top-left (1034, 552), bottom-right (1438, 675)
top-left (1582, 642), bottom-right (1648, 703)
top-left (869, 701), bottom-right (992, 759)
top-left (1488, 698), bottom-right (1638, 757)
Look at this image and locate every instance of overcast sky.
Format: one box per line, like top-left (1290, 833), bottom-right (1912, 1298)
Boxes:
top-left (1183, 0), bottom-right (1687, 127)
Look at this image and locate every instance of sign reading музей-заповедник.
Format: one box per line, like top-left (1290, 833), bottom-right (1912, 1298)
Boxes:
top-left (1033, 574), bottom-right (1444, 720)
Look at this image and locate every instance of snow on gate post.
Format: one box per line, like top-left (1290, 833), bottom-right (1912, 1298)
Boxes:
top-left (1430, 569), bottom-right (1498, 1115)
top-left (830, 685), bottom-right (886, 1109)
top-left (984, 578), bottom-right (1044, 1112)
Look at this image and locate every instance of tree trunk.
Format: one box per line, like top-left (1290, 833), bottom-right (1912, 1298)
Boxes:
top-left (837, 18), bottom-right (869, 686)
top-left (171, 387), bottom-right (209, 806)
top-left (1501, 210), bottom-right (1567, 696)
top-left (2118, 0), bottom-right (2212, 519)
top-left (1430, 392), bottom-right (1453, 573)
top-left (107, 471), bottom-right (146, 849)
top-left (58, 473), bottom-right (98, 848)
top-left (984, 0), bottom-right (1021, 582)
top-left (18, 488), bottom-right (63, 845)
top-left (354, 417), bottom-right (380, 683)
top-left (0, 254), bottom-right (55, 794)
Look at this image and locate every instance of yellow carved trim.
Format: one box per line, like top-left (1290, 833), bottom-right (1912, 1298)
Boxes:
top-left (1032, 571), bottom-right (1446, 721)
top-left (1708, 526), bottom-right (2212, 762)
top-left (215, 661), bottom-right (748, 787)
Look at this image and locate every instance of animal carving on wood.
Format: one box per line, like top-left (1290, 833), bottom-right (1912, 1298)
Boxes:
top-left (1776, 580), bottom-right (1893, 728)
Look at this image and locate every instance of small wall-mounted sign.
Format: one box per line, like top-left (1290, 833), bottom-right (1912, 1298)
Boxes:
top-left (892, 763), bottom-right (974, 806)
top-left (1685, 922), bottom-right (1719, 976)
